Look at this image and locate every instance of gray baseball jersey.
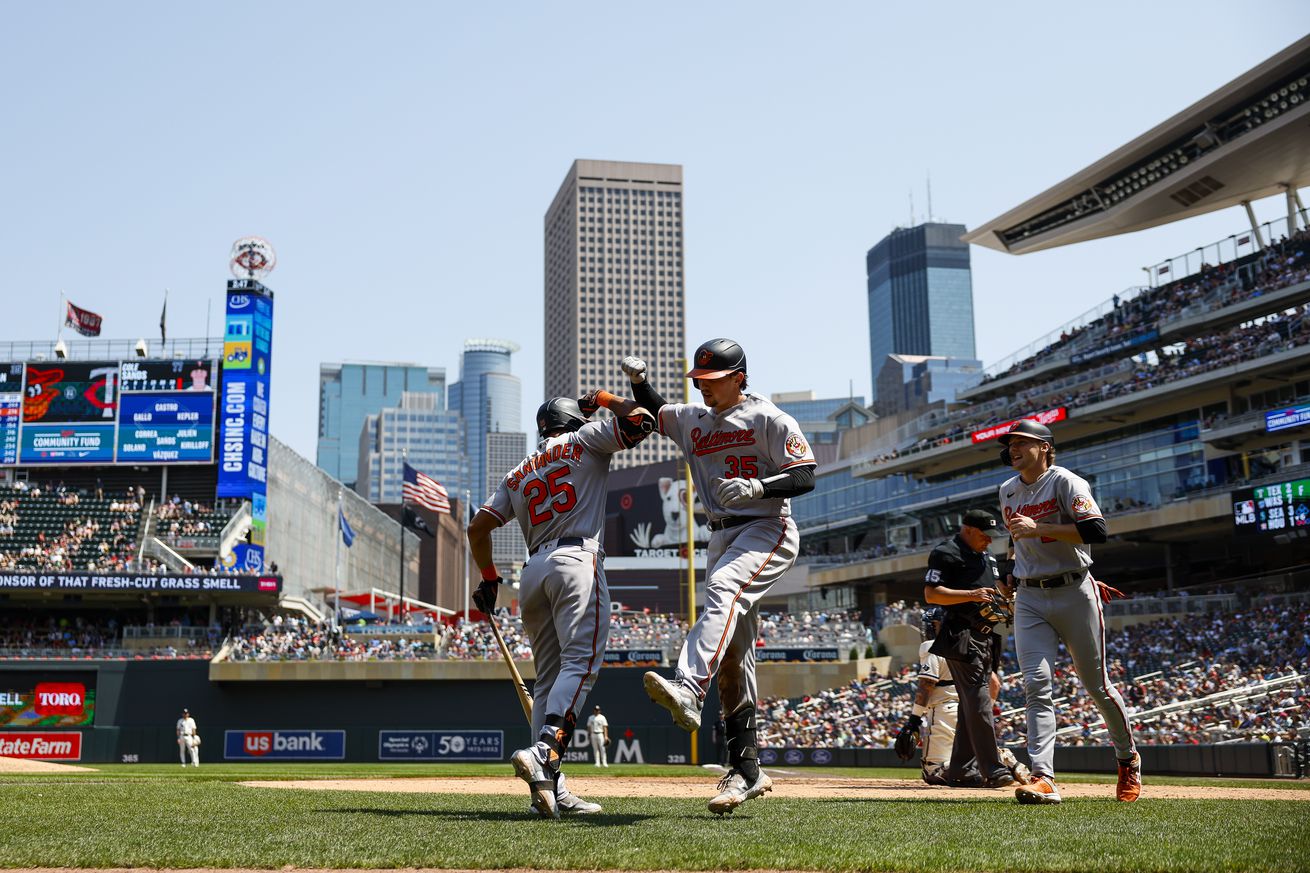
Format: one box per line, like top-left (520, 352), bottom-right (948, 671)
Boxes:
top-left (999, 465), bottom-right (1103, 579)
top-left (482, 419), bottom-right (629, 553)
top-left (1000, 464), bottom-right (1135, 778)
top-left (657, 393), bottom-right (816, 521)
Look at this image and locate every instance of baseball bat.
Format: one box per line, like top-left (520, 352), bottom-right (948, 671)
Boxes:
top-left (487, 612), bottom-right (533, 721)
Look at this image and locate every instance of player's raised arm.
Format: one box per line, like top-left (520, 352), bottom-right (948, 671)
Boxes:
top-left (621, 355), bottom-right (669, 413)
top-left (577, 389), bottom-right (657, 450)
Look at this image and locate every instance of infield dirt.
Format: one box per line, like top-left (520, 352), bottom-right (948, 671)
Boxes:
top-left (240, 773), bottom-right (1307, 801)
top-left (0, 756), bottom-right (96, 774)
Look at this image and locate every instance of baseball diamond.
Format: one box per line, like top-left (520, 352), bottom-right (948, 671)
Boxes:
top-left (2, 12), bottom-right (1310, 873)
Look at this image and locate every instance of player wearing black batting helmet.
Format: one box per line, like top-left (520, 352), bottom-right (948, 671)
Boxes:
top-left (685, 338), bottom-right (747, 384)
top-left (621, 336), bottom-right (818, 815)
top-left (536, 397), bottom-right (589, 438)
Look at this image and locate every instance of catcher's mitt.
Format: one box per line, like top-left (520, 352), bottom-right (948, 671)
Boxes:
top-left (976, 590), bottom-right (1014, 627)
top-left (894, 716), bottom-right (922, 761)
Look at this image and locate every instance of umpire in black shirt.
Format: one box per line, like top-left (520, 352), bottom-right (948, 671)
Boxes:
top-left (924, 509), bottom-right (1016, 788)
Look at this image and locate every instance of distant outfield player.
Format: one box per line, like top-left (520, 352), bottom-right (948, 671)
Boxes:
top-left (176, 707), bottom-right (199, 767)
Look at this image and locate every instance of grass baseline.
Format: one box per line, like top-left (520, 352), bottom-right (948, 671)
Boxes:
top-left (0, 765), bottom-right (1307, 871)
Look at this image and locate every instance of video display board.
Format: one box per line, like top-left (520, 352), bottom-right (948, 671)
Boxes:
top-left (1232, 476), bottom-right (1310, 535)
top-left (0, 359), bottom-right (217, 466)
top-left (0, 671), bottom-right (96, 728)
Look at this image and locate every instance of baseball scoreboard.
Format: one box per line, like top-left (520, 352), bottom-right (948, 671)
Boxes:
top-left (1232, 476), bottom-right (1310, 535)
top-left (0, 358), bottom-right (217, 466)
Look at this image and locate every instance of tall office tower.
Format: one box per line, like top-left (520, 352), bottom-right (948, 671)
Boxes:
top-left (544, 159), bottom-right (685, 469)
top-left (356, 392), bottom-right (467, 504)
top-left (448, 339), bottom-right (522, 506)
top-left (866, 222), bottom-right (976, 406)
top-left (317, 362), bottom-right (446, 489)
top-left (486, 430), bottom-right (529, 568)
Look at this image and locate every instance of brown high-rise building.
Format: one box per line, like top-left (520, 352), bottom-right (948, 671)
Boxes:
top-left (544, 160), bottom-right (686, 469)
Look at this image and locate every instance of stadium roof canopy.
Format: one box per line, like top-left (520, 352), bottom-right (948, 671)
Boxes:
top-left (965, 35), bottom-right (1310, 254)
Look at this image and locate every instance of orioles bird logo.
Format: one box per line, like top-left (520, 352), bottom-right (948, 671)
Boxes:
top-left (696, 349), bottom-right (714, 367)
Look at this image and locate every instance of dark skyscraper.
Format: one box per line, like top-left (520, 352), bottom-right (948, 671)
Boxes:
top-left (866, 222), bottom-right (976, 405)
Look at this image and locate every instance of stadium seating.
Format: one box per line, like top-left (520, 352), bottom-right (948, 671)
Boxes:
top-left (0, 483), bottom-right (144, 573)
top-left (863, 229), bottom-right (1310, 468)
top-left (759, 598), bottom-right (1309, 748)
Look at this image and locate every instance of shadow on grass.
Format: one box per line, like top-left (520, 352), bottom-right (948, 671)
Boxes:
top-left (319, 807), bottom-right (656, 825)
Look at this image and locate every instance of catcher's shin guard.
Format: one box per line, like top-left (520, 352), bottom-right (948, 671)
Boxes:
top-left (725, 705), bottom-right (760, 781)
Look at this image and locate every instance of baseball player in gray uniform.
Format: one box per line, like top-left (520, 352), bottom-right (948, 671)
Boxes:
top-left (468, 393), bottom-right (654, 818)
top-left (996, 419), bottom-right (1141, 804)
top-left (622, 338), bottom-right (817, 815)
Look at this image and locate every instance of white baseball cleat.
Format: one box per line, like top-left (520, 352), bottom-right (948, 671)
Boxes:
top-left (708, 768), bottom-right (773, 815)
top-left (511, 747), bottom-right (559, 819)
top-left (643, 672), bottom-right (702, 732)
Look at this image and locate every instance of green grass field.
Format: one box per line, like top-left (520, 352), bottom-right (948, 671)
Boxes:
top-left (1, 764), bottom-right (1307, 871)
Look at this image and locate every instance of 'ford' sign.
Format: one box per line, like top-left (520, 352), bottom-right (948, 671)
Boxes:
top-left (224, 729), bottom-right (345, 760)
top-left (378, 730), bottom-right (503, 761)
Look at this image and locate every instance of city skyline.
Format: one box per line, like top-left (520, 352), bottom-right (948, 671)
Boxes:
top-left (544, 159), bottom-right (685, 470)
top-left (1, 5), bottom-right (1304, 466)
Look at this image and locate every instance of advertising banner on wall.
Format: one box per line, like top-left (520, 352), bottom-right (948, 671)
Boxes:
top-left (0, 572), bottom-right (280, 594)
top-left (605, 474), bottom-right (710, 559)
top-left (378, 730), bottom-right (503, 761)
top-left (216, 279), bottom-right (275, 572)
top-left (224, 729), bottom-right (345, 760)
top-left (0, 732), bottom-right (82, 760)
top-left (0, 672), bottom-right (96, 728)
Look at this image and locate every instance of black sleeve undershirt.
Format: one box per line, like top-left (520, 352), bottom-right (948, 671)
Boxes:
top-left (761, 464), bottom-right (816, 499)
top-left (1075, 517), bottom-right (1108, 544)
top-left (632, 379), bottom-right (668, 415)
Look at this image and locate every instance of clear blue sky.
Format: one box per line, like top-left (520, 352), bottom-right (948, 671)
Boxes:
top-left (3, 3), bottom-right (1306, 466)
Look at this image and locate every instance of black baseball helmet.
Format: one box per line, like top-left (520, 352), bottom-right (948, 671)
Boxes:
top-left (998, 419), bottom-right (1054, 446)
top-left (686, 338), bottom-right (747, 380)
top-left (922, 607), bottom-right (944, 638)
top-left (536, 397), bottom-right (588, 437)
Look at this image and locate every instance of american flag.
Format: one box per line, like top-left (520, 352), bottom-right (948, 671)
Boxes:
top-left (403, 462), bottom-right (450, 514)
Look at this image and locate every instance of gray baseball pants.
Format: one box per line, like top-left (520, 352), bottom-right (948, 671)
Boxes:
top-left (674, 517), bottom-right (798, 716)
top-left (519, 544), bottom-right (611, 738)
top-left (1015, 574), bottom-right (1136, 778)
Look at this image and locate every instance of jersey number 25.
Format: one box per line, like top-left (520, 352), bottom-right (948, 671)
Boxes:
top-left (524, 467), bottom-right (577, 525)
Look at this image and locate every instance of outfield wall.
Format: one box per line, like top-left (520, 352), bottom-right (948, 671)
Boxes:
top-left (1, 660), bottom-right (1300, 776)
top-left (0, 660), bottom-right (717, 766)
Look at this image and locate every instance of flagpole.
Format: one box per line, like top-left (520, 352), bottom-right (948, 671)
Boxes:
top-left (161, 288), bottom-right (169, 346)
top-left (462, 489), bottom-right (471, 617)
top-left (399, 450), bottom-right (407, 622)
top-left (57, 291), bottom-right (65, 343)
top-left (335, 488), bottom-right (342, 628)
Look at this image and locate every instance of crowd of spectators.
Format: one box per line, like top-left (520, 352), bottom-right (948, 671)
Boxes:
top-left (0, 612), bottom-right (218, 659)
top-left (0, 482), bottom-right (144, 572)
top-left (156, 495), bottom-right (234, 539)
top-left (981, 227), bottom-right (1310, 386)
top-left (863, 230), bottom-right (1310, 469)
top-left (225, 614), bottom-right (437, 662)
top-left (758, 609), bottom-right (869, 650)
top-left (761, 599), bottom-right (1309, 748)
top-left (867, 301), bottom-right (1310, 468)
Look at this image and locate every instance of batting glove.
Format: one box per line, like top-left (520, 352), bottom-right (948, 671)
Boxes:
top-left (714, 476), bottom-right (763, 507)
top-left (621, 356), bottom-right (647, 384)
top-left (472, 577), bottom-right (501, 613)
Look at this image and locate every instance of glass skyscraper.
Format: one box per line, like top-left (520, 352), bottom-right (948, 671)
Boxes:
top-left (317, 362), bottom-right (446, 489)
top-left (866, 222), bottom-right (976, 406)
top-left (449, 339), bottom-right (523, 507)
top-left (356, 392), bottom-right (467, 504)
